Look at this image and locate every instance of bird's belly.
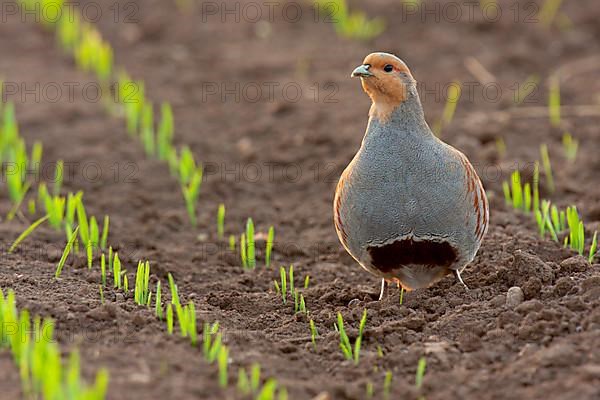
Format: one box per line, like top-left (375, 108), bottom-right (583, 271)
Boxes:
top-left (337, 164), bottom-right (476, 268)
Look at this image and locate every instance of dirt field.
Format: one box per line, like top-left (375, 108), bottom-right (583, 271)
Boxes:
top-left (1, 0), bottom-right (600, 398)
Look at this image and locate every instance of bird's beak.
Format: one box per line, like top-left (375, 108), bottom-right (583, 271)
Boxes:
top-left (351, 64), bottom-right (373, 78)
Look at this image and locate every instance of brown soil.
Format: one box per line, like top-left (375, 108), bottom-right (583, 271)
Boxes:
top-left (1, 0), bottom-right (600, 399)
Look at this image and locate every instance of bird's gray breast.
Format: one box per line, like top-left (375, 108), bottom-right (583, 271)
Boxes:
top-left (339, 127), bottom-right (470, 263)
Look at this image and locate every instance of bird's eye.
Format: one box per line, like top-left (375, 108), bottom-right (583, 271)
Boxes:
top-left (383, 64), bottom-right (394, 73)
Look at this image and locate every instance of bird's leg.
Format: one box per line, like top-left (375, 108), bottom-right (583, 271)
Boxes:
top-left (453, 270), bottom-right (469, 290)
top-left (378, 278), bottom-right (386, 301)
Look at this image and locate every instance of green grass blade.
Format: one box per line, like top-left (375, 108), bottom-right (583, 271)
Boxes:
top-left (265, 226), bottom-right (275, 267)
top-left (55, 226), bottom-right (80, 278)
top-left (8, 215), bottom-right (49, 253)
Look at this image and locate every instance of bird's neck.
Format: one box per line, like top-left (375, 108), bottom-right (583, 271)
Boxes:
top-left (366, 88), bottom-right (431, 138)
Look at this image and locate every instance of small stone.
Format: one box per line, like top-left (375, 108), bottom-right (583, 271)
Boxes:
top-left (348, 298), bottom-right (361, 308)
top-left (506, 287), bottom-right (524, 308)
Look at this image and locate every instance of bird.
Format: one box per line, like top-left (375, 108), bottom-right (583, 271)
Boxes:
top-left (333, 52), bottom-right (489, 300)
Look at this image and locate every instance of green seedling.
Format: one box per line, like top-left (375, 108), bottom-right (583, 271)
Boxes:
top-left (288, 265), bottom-right (294, 296)
top-left (181, 167), bottom-right (202, 227)
top-left (168, 273), bottom-right (180, 305)
top-left (186, 302), bottom-right (198, 345)
top-left (53, 159), bottom-right (64, 196)
top-left (76, 200), bottom-right (90, 245)
top-left (304, 275), bottom-right (310, 289)
top-left (293, 289), bottom-right (306, 314)
top-left (273, 280), bottom-right (281, 296)
top-left (8, 215), bottom-right (49, 253)
top-left (250, 363), bottom-right (261, 393)
top-left (399, 287), bottom-right (405, 305)
top-left (540, 144), bottom-right (555, 193)
top-left (174, 303), bottom-right (188, 336)
top-left (177, 146), bottom-right (198, 184)
top-left (217, 346), bottom-right (229, 388)
top-left (0, 289), bottom-right (109, 399)
top-left (202, 322), bottom-right (221, 361)
top-left (533, 161), bottom-right (540, 212)
top-left (6, 141), bottom-right (29, 204)
top-left (238, 368), bottom-right (251, 395)
top-left (523, 183), bottom-right (532, 213)
top-left (245, 218), bottom-right (256, 269)
top-left (229, 234), bottom-right (236, 250)
top-left (548, 75), bottom-right (561, 127)
top-left (535, 200), bottom-right (548, 238)
top-left (90, 217), bottom-right (99, 246)
top-left (280, 267), bottom-right (287, 304)
top-left (74, 25), bottom-right (113, 82)
top-left (317, 0), bottom-right (385, 40)
top-left (113, 252), bottom-right (122, 289)
top-left (256, 379), bottom-right (279, 400)
top-left (65, 191), bottom-right (82, 227)
top-left (589, 232), bottom-right (598, 263)
top-left (510, 170), bottom-right (523, 209)
top-left (101, 253), bottom-right (106, 286)
top-left (562, 132), bottom-right (578, 162)
top-left (566, 206), bottom-right (585, 255)
top-left (100, 215), bottom-right (109, 250)
top-left (495, 137), bottom-right (506, 157)
top-left (27, 199), bottom-right (36, 215)
top-left (434, 81), bottom-right (461, 136)
top-left (166, 304), bottom-right (174, 334)
top-left (366, 381), bottom-right (374, 398)
top-left (155, 280), bottom-right (163, 319)
top-left (57, 10), bottom-right (81, 51)
top-left (265, 226), bottom-right (275, 267)
top-left (141, 103), bottom-right (155, 157)
top-left (108, 246), bottom-right (113, 272)
top-left (119, 76), bottom-right (145, 136)
top-left (540, 0), bottom-right (564, 27)
top-left (309, 319), bottom-right (318, 350)
top-left (299, 294), bottom-right (306, 313)
top-left (383, 370), bottom-right (393, 400)
top-left (87, 240), bottom-right (93, 269)
top-left (55, 226), bottom-right (80, 278)
top-left (538, 200), bottom-right (558, 242)
top-left (335, 309), bottom-right (367, 364)
top-left (38, 185), bottom-right (65, 229)
top-left (240, 233), bottom-right (248, 268)
top-left (376, 345), bottom-right (384, 358)
top-left (157, 102), bottom-right (174, 160)
top-left (134, 261), bottom-right (151, 306)
top-left (29, 141), bottom-right (43, 179)
top-left (99, 285), bottom-right (104, 305)
top-left (415, 357), bottom-right (427, 389)
top-left (217, 204), bottom-right (225, 239)
top-left (123, 273), bottom-right (129, 292)
top-left (502, 181), bottom-right (511, 206)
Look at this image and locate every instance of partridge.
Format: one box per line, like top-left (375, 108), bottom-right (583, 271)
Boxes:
top-left (334, 52), bottom-right (488, 299)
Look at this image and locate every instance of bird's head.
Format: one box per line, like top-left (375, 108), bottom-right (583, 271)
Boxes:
top-left (351, 52), bottom-right (417, 122)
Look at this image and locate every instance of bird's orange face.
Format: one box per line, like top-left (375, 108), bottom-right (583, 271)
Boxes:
top-left (351, 52), bottom-right (415, 122)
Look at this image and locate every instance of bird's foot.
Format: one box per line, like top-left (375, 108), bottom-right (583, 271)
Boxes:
top-left (453, 270), bottom-right (469, 290)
